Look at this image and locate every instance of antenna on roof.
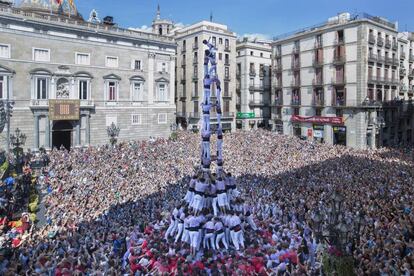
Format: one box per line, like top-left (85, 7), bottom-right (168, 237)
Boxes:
top-left (210, 11), bottom-right (213, 22)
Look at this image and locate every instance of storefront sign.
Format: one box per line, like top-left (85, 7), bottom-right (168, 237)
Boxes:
top-left (49, 100), bottom-right (80, 121)
top-left (236, 112), bottom-right (255, 119)
top-left (291, 115), bottom-right (343, 125)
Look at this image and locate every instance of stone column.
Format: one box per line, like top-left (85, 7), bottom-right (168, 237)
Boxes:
top-left (148, 53), bottom-right (155, 104)
top-left (45, 116), bottom-right (50, 149)
top-left (85, 114), bottom-right (90, 145)
top-left (75, 120), bottom-right (80, 146)
top-left (169, 55), bottom-right (176, 104)
top-left (34, 114), bottom-right (39, 150)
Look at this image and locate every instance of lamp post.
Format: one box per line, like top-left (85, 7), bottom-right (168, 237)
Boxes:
top-left (10, 128), bottom-right (27, 174)
top-left (106, 122), bottom-right (120, 146)
top-left (312, 190), bottom-right (364, 275)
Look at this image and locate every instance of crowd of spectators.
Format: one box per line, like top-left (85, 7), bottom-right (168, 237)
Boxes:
top-left (0, 130), bottom-right (413, 275)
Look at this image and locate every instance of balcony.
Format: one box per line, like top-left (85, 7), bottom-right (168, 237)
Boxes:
top-left (180, 79), bottom-right (186, 84)
top-left (223, 92), bottom-right (232, 99)
top-left (249, 85), bottom-right (264, 92)
top-left (409, 70), bottom-right (414, 79)
top-left (249, 100), bottom-right (266, 107)
top-left (314, 40), bottom-right (323, 49)
top-left (179, 93), bottom-right (187, 100)
top-left (368, 34), bottom-right (376, 44)
top-left (193, 59), bottom-right (198, 65)
top-left (333, 54), bottom-right (346, 65)
top-left (224, 59), bottom-right (230, 66)
top-left (191, 92), bottom-right (199, 99)
top-left (181, 60), bottom-right (186, 67)
top-left (275, 50), bottom-right (282, 58)
top-left (291, 61), bottom-right (300, 71)
top-left (400, 68), bottom-right (406, 76)
top-left (400, 52), bottom-right (406, 59)
top-left (292, 46), bottom-right (300, 55)
top-left (291, 79), bottom-right (301, 88)
top-left (291, 98), bottom-right (301, 106)
top-left (274, 81), bottom-right (282, 89)
top-left (392, 42), bottom-right (398, 51)
top-left (390, 78), bottom-right (399, 86)
top-left (377, 37), bottom-right (384, 47)
top-left (334, 38), bottom-right (345, 46)
top-left (274, 64), bottom-right (282, 73)
top-left (176, 112), bottom-right (186, 118)
top-left (273, 98), bottom-right (283, 106)
top-left (189, 112), bottom-right (200, 119)
top-left (192, 43), bottom-right (198, 50)
top-left (331, 77), bottom-right (345, 86)
top-left (312, 96), bottom-right (324, 106)
top-left (312, 78), bottom-right (323, 87)
top-left (249, 69), bottom-right (256, 76)
top-left (368, 75), bottom-right (376, 84)
top-left (332, 97), bottom-right (346, 107)
top-left (368, 53), bottom-right (377, 62)
top-left (410, 55), bottom-right (414, 63)
top-left (313, 57), bottom-right (323, 67)
top-left (385, 38), bottom-right (391, 49)
top-left (224, 46), bottom-right (231, 52)
top-left (30, 99), bottom-right (49, 108)
top-left (80, 100), bottom-right (95, 108)
top-left (377, 55), bottom-right (385, 64)
top-left (192, 74), bottom-right (198, 81)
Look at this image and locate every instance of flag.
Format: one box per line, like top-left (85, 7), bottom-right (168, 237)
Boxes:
top-left (68, 0), bottom-right (74, 7)
top-left (55, 0), bottom-right (62, 4)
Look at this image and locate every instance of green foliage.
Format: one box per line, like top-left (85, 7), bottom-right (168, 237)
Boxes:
top-left (0, 160), bottom-right (8, 177)
top-left (322, 253), bottom-right (355, 276)
top-left (170, 132), bottom-right (178, 141)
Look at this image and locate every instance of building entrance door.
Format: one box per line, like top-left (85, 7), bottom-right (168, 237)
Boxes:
top-left (52, 121), bottom-right (73, 150)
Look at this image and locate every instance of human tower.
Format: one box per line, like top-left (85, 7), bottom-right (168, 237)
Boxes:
top-left (164, 39), bottom-right (257, 256)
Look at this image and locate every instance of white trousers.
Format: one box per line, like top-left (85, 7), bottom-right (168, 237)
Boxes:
top-left (165, 219), bottom-right (178, 239)
top-left (203, 232), bottom-right (216, 250)
top-left (175, 223), bottom-right (184, 243)
top-left (215, 232), bottom-right (228, 250)
top-left (230, 230), bottom-right (244, 251)
top-left (247, 215), bottom-right (257, 231)
top-left (181, 229), bottom-right (190, 244)
top-left (189, 231), bottom-right (199, 249)
top-left (212, 197), bottom-right (219, 216)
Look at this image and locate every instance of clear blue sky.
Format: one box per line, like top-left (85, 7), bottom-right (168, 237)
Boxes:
top-left (74, 0), bottom-right (414, 38)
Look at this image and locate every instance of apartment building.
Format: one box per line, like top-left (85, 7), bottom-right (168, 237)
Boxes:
top-left (174, 21), bottom-right (237, 131)
top-left (271, 12), bottom-right (413, 149)
top-left (0, 2), bottom-right (176, 150)
top-left (235, 38), bottom-right (272, 130)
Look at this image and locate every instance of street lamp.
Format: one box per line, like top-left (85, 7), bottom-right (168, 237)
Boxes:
top-left (106, 122), bottom-right (120, 146)
top-left (9, 128), bottom-right (27, 174)
top-left (312, 190), bottom-right (363, 275)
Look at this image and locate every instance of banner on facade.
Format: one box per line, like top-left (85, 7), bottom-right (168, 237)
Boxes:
top-left (291, 115), bottom-right (343, 125)
top-left (49, 100), bottom-right (80, 121)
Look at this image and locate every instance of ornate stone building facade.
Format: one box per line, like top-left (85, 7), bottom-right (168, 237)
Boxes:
top-left (0, 2), bottom-right (176, 150)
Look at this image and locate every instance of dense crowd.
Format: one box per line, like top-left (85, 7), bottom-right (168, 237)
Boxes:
top-left (1, 130), bottom-right (413, 275)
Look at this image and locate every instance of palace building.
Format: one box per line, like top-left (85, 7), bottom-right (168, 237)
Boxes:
top-left (0, 1), bottom-right (176, 150)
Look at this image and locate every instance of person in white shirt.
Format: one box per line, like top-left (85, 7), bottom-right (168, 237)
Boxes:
top-left (203, 217), bottom-right (216, 250)
top-left (181, 214), bottom-right (190, 245)
top-left (229, 211), bottom-right (244, 251)
top-left (191, 178), bottom-right (207, 215)
top-left (164, 204), bottom-right (180, 240)
top-left (210, 181), bottom-right (219, 216)
top-left (175, 209), bottom-right (186, 243)
top-left (243, 200), bottom-right (258, 231)
top-left (216, 177), bottom-right (228, 214)
top-left (188, 215), bottom-right (201, 256)
top-left (184, 176), bottom-right (197, 205)
top-left (214, 217), bottom-right (228, 250)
